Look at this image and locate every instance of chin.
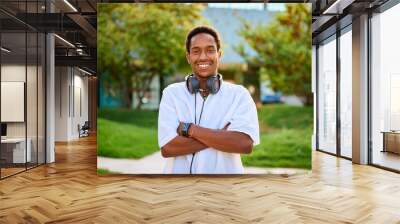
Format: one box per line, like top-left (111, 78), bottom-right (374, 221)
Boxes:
top-left (196, 71), bottom-right (216, 78)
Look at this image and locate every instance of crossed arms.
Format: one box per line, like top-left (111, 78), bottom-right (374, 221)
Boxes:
top-left (161, 122), bottom-right (253, 158)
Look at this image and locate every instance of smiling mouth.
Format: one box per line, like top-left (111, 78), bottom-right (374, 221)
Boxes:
top-left (197, 63), bottom-right (212, 69)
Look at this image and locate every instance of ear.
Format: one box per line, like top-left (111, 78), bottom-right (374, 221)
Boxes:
top-left (186, 52), bottom-right (190, 64)
top-left (218, 50), bottom-right (222, 58)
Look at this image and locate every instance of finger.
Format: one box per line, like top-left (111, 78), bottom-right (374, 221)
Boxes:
top-left (223, 122), bottom-right (231, 130)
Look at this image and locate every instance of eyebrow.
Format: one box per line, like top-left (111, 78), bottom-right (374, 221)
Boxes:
top-left (190, 45), bottom-right (217, 50)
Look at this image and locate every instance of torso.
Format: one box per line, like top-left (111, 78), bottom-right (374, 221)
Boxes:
top-left (162, 81), bottom-right (249, 174)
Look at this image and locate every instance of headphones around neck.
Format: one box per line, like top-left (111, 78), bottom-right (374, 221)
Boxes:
top-left (185, 74), bottom-right (222, 94)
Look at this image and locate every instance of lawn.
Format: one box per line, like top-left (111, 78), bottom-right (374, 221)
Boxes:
top-left (98, 104), bottom-right (313, 169)
top-left (98, 109), bottom-right (158, 159)
top-left (97, 168), bottom-right (115, 175)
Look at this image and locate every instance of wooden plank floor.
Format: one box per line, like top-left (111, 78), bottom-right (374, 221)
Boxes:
top-left (1, 135), bottom-right (400, 223)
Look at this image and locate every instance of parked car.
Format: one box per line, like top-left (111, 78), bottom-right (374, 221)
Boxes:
top-left (260, 82), bottom-right (282, 104)
top-left (261, 92), bottom-right (282, 104)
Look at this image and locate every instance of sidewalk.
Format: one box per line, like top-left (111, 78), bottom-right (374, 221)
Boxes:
top-left (97, 151), bottom-right (309, 175)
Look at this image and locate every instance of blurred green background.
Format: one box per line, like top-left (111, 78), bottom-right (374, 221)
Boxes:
top-left (97, 3), bottom-right (312, 170)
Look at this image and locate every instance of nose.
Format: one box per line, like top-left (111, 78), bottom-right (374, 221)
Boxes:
top-left (199, 50), bottom-right (207, 60)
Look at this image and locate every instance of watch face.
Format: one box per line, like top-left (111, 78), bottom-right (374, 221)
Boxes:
top-left (182, 123), bottom-right (189, 137)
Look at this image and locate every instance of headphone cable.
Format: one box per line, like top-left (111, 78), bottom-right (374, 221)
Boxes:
top-left (190, 93), bottom-right (205, 174)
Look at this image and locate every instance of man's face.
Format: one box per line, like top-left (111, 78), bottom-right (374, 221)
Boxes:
top-left (186, 33), bottom-right (221, 79)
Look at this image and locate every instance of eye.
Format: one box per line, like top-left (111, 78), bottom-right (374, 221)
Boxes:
top-left (191, 49), bottom-right (200, 55)
top-left (208, 49), bottom-right (216, 54)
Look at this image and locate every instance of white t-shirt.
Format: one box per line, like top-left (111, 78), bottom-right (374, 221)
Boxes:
top-left (158, 80), bottom-right (260, 174)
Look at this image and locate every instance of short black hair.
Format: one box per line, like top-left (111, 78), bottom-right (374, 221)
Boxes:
top-left (186, 26), bottom-right (221, 53)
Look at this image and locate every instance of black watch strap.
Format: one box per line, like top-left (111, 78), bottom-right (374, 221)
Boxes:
top-left (181, 123), bottom-right (192, 137)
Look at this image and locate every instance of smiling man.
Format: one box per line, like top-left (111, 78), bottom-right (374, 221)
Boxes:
top-left (158, 26), bottom-right (260, 174)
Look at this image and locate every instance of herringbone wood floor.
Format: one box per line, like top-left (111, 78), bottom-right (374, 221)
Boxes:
top-left (1, 135), bottom-right (400, 224)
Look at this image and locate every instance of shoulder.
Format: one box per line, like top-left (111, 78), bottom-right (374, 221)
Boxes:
top-left (221, 82), bottom-right (250, 96)
top-left (221, 82), bottom-right (255, 105)
top-left (162, 82), bottom-right (186, 95)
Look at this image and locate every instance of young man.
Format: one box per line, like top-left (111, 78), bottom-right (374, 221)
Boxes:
top-left (158, 26), bottom-right (260, 174)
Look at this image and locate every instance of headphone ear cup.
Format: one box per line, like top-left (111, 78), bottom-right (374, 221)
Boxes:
top-left (206, 75), bottom-right (221, 94)
top-left (186, 75), bottom-right (200, 94)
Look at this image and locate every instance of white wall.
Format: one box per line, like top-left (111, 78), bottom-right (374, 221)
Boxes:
top-left (71, 72), bottom-right (89, 138)
top-left (1, 65), bottom-right (26, 144)
top-left (55, 67), bottom-right (89, 141)
top-left (55, 66), bottom-right (69, 141)
top-left (1, 65), bottom-right (26, 129)
top-left (1, 65), bottom-right (26, 81)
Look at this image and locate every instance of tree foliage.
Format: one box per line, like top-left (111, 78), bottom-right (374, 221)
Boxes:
top-left (236, 4), bottom-right (312, 105)
top-left (98, 4), bottom-right (204, 109)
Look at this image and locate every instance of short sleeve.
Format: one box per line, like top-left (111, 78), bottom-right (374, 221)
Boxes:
top-left (158, 87), bottom-right (179, 148)
top-left (227, 87), bottom-right (260, 146)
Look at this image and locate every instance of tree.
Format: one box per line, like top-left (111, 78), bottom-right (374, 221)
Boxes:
top-left (236, 4), bottom-right (312, 105)
top-left (98, 4), bottom-right (205, 109)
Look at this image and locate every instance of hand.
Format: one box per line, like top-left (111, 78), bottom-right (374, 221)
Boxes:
top-left (188, 124), bottom-right (196, 137)
top-left (188, 123), bottom-right (228, 138)
top-left (177, 122), bottom-right (184, 136)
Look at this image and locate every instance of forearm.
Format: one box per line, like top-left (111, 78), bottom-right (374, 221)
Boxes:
top-left (161, 135), bottom-right (207, 157)
top-left (189, 125), bottom-right (253, 154)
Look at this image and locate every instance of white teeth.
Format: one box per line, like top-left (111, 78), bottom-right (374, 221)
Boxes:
top-left (199, 64), bottom-right (210, 68)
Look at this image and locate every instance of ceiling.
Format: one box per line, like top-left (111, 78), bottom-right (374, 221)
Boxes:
top-left (0, 0), bottom-right (97, 74)
top-left (311, 0), bottom-right (390, 43)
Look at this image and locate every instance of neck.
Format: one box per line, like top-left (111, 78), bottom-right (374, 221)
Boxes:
top-left (199, 79), bottom-right (207, 90)
top-left (194, 77), bottom-right (209, 97)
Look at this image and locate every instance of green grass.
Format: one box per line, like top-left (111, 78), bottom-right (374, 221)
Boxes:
top-left (258, 104), bottom-right (313, 130)
top-left (99, 108), bottom-right (158, 128)
top-left (253, 104), bottom-right (313, 169)
top-left (98, 105), bottom-right (313, 169)
top-left (242, 129), bottom-right (311, 169)
top-left (97, 108), bottom-right (158, 159)
top-left (97, 168), bottom-right (117, 175)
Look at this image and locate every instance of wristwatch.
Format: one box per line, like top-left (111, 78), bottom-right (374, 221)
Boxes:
top-left (181, 122), bottom-right (192, 137)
